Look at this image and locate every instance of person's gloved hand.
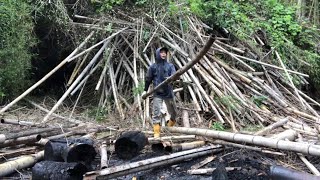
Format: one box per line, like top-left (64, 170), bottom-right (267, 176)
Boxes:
top-left (141, 91), bottom-right (147, 97)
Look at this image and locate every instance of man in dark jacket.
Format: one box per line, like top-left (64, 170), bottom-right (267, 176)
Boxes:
top-left (143, 47), bottom-right (177, 138)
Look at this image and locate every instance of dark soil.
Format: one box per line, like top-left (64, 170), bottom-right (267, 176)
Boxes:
top-left (90, 146), bottom-right (273, 180)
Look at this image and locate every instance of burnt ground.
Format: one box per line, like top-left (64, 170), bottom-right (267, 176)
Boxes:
top-left (89, 146), bottom-right (273, 180)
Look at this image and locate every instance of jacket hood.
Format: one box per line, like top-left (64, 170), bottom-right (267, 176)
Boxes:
top-left (155, 47), bottom-right (168, 63)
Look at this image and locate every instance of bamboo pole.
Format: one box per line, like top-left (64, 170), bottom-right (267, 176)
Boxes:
top-left (3, 127), bottom-right (57, 140)
top-left (297, 134), bottom-right (320, 176)
top-left (0, 31), bottom-right (94, 115)
top-left (165, 141), bottom-right (206, 153)
top-left (214, 43), bottom-right (255, 71)
top-left (254, 118), bottom-right (289, 135)
top-left (271, 129), bottom-right (297, 141)
top-left (109, 55), bottom-right (124, 119)
top-left (95, 47), bottom-right (113, 91)
top-left (27, 100), bottom-right (82, 124)
top-left (66, 27), bottom-right (127, 63)
top-left (0, 118), bottom-right (36, 126)
top-left (275, 51), bottom-right (306, 110)
top-left (182, 110), bottom-right (190, 128)
top-left (0, 151), bottom-right (44, 177)
top-left (188, 167), bottom-right (241, 175)
top-left (177, 57), bottom-right (224, 123)
top-left (42, 40), bottom-right (110, 123)
top-left (70, 48), bottom-right (107, 96)
top-left (166, 127), bottom-right (320, 156)
top-left (148, 135), bottom-right (196, 144)
top-left (190, 156), bottom-right (216, 170)
top-left (100, 141), bottom-right (108, 169)
top-left (83, 145), bottom-right (222, 179)
top-left (212, 50), bottom-right (309, 77)
top-left (67, 49), bottom-right (90, 86)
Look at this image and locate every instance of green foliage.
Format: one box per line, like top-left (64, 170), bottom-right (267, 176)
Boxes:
top-left (211, 122), bottom-right (225, 131)
top-left (214, 95), bottom-right (240, 111)
top-left (87, 107), bottom-right (108, 122)
top-left (183, 0), bottom-right (320, 87)
top-left (132, 81), bottom-right (145, 96)
top-left (242, 124), bottom-right (263, 132)
top-left (91, 0), bottom-right (125, 12)
top-left (251, 95), bottom-right (268, 107)
top-left (33, 0), bottom-right (70, 28)
top-left (0, 0), bottom-right (36, 102)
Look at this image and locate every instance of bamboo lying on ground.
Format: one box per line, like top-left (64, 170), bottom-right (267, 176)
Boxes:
top-left (0, 151), bottom-right (44, 177)
top-left (166, 127), bottom-right (320, 156)
top-left (83, 145), bottom-right (222, 179)
top-left (1, 127), bottom-right (58, 141)
top-left (190, 156), bottom-right (216, 170)
top-left (0, 134), bottom-right (42, 148)
top-left (0, 147), bottom-right (38, 160)
top-left (212, 140), bottom-right (285, 156)
top-left (188, 167), bottom-right (241, 175)
top-left (148, 135), bottom-right (196, 144)
top-left (164, 141), bottom-right (206, 153)
top-left (0, 118), bottom-right (36, 126)
top-left (0, 31), bottom-right (95, 115)
top-left (271, 129), bottom-right (297, 141)
top-left (255, 118), bottom-right (289, 136)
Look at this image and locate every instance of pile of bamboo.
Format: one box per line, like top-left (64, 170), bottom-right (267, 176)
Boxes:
top-left (1, 10), bottom-right (320, 178)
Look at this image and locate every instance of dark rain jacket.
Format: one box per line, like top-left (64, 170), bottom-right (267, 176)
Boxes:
top-left (144, 48), bottom-right (176, 99)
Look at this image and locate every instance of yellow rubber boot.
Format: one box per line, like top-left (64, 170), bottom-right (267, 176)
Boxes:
top-left (153, 123), bottom-right (161, 138)
top-left (166, 119), bottom-right (176, 127)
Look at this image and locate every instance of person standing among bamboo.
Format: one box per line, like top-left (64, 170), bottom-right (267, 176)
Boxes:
top-left (142, 47), bottom-right (177, 138)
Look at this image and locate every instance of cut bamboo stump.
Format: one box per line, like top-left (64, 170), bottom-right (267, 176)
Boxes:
top-left (0, 151), bottom-right (44, 177)
top-left (83, 145), bottom-right (222, 179)
top-left (115, 131), bottom-right (147, 159)
top-left (166, 127), bottom-right (320, 156)
top-left (32, 161), bottom-right (88, 180)
top-left (44, 138), bottom-right (96, 164)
